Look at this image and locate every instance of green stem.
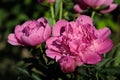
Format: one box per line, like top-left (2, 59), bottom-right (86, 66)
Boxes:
top-left (50, 4), bottom-right (56, 25)
top-left (96, 72), bottom-right (99, 80)
top-left (40, 45), bottom-right (43, 53)
top-left (91, 11), bottom-right (95, 20)
top-left (59, 0), bottom-right (63, 19)
top-left (36, 45), bottom-right (43, 53)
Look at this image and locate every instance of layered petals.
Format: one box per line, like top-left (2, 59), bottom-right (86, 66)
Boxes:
top-left (8, 18), bottom-right (51, 46)
top-left (74, 0), bottom-right (118, 14)
top-left (46, 15), bottom-right (113, 73)
top-left (59, 56), bottom-right (76, 73)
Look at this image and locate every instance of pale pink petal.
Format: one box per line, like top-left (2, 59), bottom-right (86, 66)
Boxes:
top-left (52, 20), bottom-right (68, 36)
top-left (8, 33), bottom-right (21, 45)
top-left (82, 51), bottom-right (102, 64)
top-left (97, 27), bottom-right (111, 40)
top-left (46, 49), bottom-right (61, 61)
top-left (95, 0), bottom-right (106, 7)
top-left (103, 0), bottom-right (113, 5)
top-left (83, 0), bottom-right (98, 7)
top-left (94, 39), bottom-right (113, 54)
top-left (43, 23), bottom-right (51, 40)
top-left (74, 4), bottom-right (83, 13)
top-left (76, 15), bottom-right (93, 25)
top-left (21, 27), bottom-right (44, 46)
top-left (100, 4), bottom-right (118, 13)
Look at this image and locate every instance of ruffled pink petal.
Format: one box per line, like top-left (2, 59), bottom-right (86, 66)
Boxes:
top-left (76, 15), bottom-right (93, 25)
top-left (82, 51), bottom-right (102, 64)
top-left (74, 4), bottom-right (83, 13)
top-left (103, 0), bottom-right (113, 5)
top-left (69, 41), bottom-right (78, 53)
top-left (43, 23), bottom-right (51, 40)
top-left (100, 4), bottom-right (118, 13)
top-left (46, 37), bottom-right (61, 52)
top-left (21, 27), bottom-right (44, 46)
top-left (52, 20), bottom-right (68, 36)
top-left (8, 33), bottom-right (21, 45)
top-left (46, 49), bottom-right (61, 61)
top-left (97, 27), bottom-right (111, 40)
top-left (93, 39), bottom-right (113, 54)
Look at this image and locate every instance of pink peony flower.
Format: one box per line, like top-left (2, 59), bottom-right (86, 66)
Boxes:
top-left (8, 18), bottom-right (51, 46)
top-left (59, 56), bottom-right (76, 73)
top-left (74, 0), bottom-right (118, 13)
top-left (46, 15), bottom-right (113, 73)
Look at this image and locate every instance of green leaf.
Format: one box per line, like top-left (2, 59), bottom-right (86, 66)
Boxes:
top-left (16, 67), bottom-right (30, 76)
top-left (55, 0), bottom-right (62, 17)
top-left (32, 73), bottom-right (42, 80)
top-left (103, 67), bottom-right (120, 74)
top-left (97, 57), bottom-right (113, 69)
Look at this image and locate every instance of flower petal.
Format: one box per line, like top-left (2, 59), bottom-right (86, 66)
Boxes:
top-left (97, 27), bottom-right (111, 40)
top-left (100, 4), bottom-right (118, 13)
top-left (83, 0), bottom-right (98, 7)
top-left (82, 51), bottom-right (102, 64)
top-left (8, 33), bottom-right (21, 45)
top-left (46, 49), bottom-right (61, 61)
top-left (52, 20), bottom-right (68, 36)
top-left (74, 4), bottom-right (83, 13)
top-left (103, 0), bottom-right (113, 5)
top-left (76, 15), bottom-right (93, 25)
top-left (94, 39), bottom-right (113, 54)
top-left (43, 23), bottom-right (51, 40)
top-left (59, 56), bottom-right (76, 73)
top-left (15, 25), bottom-right (23, 43)
top-left (21, 27), bottom-right (44, 46)
top-left (46, 37), bottom-right (61, 52)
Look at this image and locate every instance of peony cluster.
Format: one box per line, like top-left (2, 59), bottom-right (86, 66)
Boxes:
top-left (74, 0), bottom-right (118, 13)
top-left (8, 15), bottom-right (113, 73)
top-left (46, 15), bottom-right (113, 73)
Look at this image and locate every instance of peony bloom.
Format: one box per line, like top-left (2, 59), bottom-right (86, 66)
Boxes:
top-left (74, 0), bottom-right (118, 13)
top-left (59, 56), bottom-right (76, 73)
top-left (46, 15), bottom-right (113, 73)
top-left (8, 18), bottom-right (51, 46)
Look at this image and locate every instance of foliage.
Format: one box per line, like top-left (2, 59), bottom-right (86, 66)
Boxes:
top-left (0, 0), bottom-right (120, 80)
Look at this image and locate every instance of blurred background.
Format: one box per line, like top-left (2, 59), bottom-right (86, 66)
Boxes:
top-left (0, 0), bottom-right (120, 80)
